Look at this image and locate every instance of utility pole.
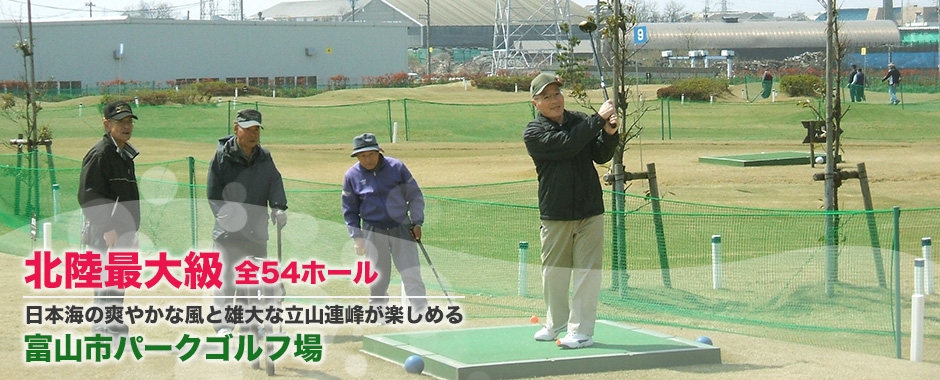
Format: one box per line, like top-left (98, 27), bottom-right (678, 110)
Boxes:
top-left (425, 0), bottom-right (431, 76)
top-left (349, 0), bottom-right (357, 21)
top-left (85, 2), bottom-right (94, 18)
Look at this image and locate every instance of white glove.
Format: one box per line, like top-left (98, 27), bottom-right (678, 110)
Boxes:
top-left (271, 209), bottom-right (287, 228)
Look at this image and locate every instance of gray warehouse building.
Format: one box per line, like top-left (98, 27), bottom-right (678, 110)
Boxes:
top-left (0, 17), bottom-right (408, 90)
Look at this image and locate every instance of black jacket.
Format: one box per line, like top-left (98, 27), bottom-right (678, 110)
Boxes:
top-left (524, 109), bottom-right (619, 221)
top-left (207, 135), bottom-right (287, 242)
top-left (882, 68), bottom-right (901, 85)
top-left (78, 134), bottom-right (141, 246)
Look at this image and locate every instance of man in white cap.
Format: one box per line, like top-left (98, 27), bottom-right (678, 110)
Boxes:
top-left (881, 63), bottom-right (901, 105)
top-left (207, 108), bottom-right (288, 336)
top-left (524, 73), bottom-right (618, 349)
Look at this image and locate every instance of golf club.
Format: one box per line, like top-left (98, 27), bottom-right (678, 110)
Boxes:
top-left (415, 237), bottom-right (454, 306)
top-left (578, 20), bottom-right (609, 101)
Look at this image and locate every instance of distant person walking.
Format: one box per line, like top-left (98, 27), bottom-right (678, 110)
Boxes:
top-left (848, 64), bottom-right (859, 102)
top-left (881, 63), bottom-right (901, 105)
top-left (854, 67), bottom-right (867, 101)
top-left (760, 66), bottom-right (773, 99)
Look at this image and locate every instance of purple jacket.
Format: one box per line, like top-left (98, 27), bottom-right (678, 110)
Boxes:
top-left (342, 155), bottom-right (424, 238)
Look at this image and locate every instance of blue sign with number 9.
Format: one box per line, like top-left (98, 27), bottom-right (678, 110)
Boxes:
top-left (634, 26), bottom-right (648, 44)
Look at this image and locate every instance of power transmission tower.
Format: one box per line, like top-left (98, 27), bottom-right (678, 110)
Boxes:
top-left (200, 0), bottom-right (218, 20)
top-left (492, 0), bottom-right (572, 74)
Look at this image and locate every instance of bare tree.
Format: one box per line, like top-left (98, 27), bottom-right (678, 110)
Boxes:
top-left (123, 1), bottom-right (177, 19)
top-left (628, 0), bottom-right (660, 23)
top-left (662, 1), bottom-right (687, 23)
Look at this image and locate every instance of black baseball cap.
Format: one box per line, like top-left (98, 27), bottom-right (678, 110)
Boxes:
top-left (103, 101), bottom-right (138, 120)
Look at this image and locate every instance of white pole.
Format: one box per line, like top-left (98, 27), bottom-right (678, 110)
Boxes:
top-left (924, 237), bottom-right (934, 295)
top-left (681, 94), bottom-right (685, 104)
top-left (78, 103), bottom-right (83, 117)
top-left (392, 122), bottom-right (398, 144)
top-left (712, 235), bottom-right (722, 289)
top-left (42, 222), bottom-right (52, 252)
top-left (911, 292), bottom-right (925, 362)
top-left (915, 258), bottom-right (925, 296)
top-left (911, 258), bottom-right (925, 362)
top-left (710, 95), bottom-right (714, 104)
top-left (518, 241), bottom-right (528, 297)
top-left (51, 184), bottom-right (60, 222)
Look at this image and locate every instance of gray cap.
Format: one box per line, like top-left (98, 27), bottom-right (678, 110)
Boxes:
top-left (235, 109), bottom-right (263, 129)
top-left (530, 73), bottom-right (561, 98)
top-left (351, 133), bottom-right (381, 157)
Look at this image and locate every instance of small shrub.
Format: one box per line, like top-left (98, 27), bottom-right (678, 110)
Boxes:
top-left (192, 81), bottom-right (238, 97)
top-left (656, 77), bottom-right (730, 101)
top-left (473, 75), bottom-right (534, 93)
top-left (167, 89), bottom-right (207, 104)
top-left (135, 91), bottom-right (168, 105)
top-left (780, 75), bottom-right (823, 97)
top-left (363, 72), bottom-right (414, 88)
top-left (330, 75), bottom-right (349, 90)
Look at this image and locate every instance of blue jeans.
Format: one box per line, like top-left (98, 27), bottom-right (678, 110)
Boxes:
top-left (888, 84), bottom-right (898, 104)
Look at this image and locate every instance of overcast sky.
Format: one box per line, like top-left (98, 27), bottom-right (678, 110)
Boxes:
top-left (0, 0), bottom-right (930, 22)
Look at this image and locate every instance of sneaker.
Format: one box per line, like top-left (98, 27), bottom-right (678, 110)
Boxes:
top-left (556, 332), bottom-right (593, 349)
top-left (534, 326), bottom-right (563, 342)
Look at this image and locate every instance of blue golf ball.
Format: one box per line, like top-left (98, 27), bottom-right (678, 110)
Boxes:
top-left (404, 354), bottom-right (425, 374)
top-left (696, 336), bottom-right (713, 345)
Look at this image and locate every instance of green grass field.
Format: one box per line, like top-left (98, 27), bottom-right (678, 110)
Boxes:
top-left (3, 83), bottom-right (940, 363)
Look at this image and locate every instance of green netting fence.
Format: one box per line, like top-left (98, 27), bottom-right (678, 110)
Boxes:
top-left (17, 99), bottom-right (539, 145)
top-left (2, 152), bottom-right (938, 360)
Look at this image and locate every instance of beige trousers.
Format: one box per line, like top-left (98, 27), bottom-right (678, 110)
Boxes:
top-left (540, 214), bottom-right (604, 336)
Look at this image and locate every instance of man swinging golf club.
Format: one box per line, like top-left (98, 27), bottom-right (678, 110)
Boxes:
top-left (524, 73), bottom-right (618, 349)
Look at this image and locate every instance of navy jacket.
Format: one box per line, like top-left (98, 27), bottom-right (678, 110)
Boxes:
top-left (207, 135), bottom-right (287, 243)
top-left (342, 155), bottom-right (424, 238)
top-left (524, 109), bottom-right (618, 221)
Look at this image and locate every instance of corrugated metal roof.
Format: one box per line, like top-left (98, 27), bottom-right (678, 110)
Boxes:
top-left (642, 20), bottom-right (900, 51)
top-left (260, 0), bottom-right (353, 19)
top-left (359, 0), bottom-right (591, 26)
top-left (258, 0), bottom-right (592, 26)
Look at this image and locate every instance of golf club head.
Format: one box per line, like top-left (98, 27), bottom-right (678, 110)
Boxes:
top-left (578, 20), bottom-right (597, 33)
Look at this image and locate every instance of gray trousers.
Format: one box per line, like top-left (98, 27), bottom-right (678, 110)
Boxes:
top-left (90, 231), bottom-right (138, 322)
top-left (539, 214), bottom-right (605, 336)
top-left (362, 223), bottom-right (428, 312)
top-left (212, 235), bottom-right (267, 332)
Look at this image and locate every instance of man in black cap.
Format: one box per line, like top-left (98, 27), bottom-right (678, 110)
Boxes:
top-left (342, 133), bottom-right (428, 321)
top-left (207, 108), bottom-right (288, 336)
top-left (78, 100), bottom-right (142, 338)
